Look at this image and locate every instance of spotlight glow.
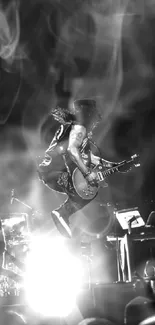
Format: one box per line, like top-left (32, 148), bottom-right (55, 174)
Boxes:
top-left (23, 236), bottom-right (84, 317)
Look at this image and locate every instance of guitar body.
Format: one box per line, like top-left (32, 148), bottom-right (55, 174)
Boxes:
top-left (72, 166), bottom-right (108, 200)
top-left (72, 154), bottom-right (140, 200)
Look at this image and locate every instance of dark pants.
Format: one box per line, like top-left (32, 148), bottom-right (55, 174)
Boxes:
top-left (39, 167), bottom-right (115, 237)
top-left (42, 170), bottom-right (93, 220)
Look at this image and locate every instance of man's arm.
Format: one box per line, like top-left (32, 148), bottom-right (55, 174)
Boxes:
top-left (100, 157), bottom-right (119, 168)
top-left (90, 153), bottom-right (101, 166)
top-left (90, 152), bottom-right (117, 167)
top-left (90, 152), bottom-right (131, 173)
top-left (67, 125), bottom-right (90, 175)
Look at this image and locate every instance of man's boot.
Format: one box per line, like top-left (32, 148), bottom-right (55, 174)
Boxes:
top-left (51, 210), bottom-right (72, 238)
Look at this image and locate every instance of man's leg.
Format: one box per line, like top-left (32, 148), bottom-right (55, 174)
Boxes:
top-left (51, 196), bottom-right (89, 238)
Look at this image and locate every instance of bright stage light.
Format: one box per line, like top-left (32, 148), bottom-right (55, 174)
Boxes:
top-left (23, 236), bottom-right (84, 318)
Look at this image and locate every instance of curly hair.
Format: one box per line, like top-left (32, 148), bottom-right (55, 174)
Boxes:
top-left (50, 106), bottom-right (75, 123)
top-left (72, 99), bottom-right (101, 131)
top-left (51, 99), bottom-right (101, 130)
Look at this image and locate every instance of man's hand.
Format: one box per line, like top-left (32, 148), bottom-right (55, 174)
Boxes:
top-left (85, 171), bottom-right (98, 186)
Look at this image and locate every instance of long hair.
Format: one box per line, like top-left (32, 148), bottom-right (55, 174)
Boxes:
top-left (72, 99), bottom-right (101, 132)
top-left (50, 99), bottom-right (101, 130)
top-left (50, 106), bottom-right (75, 124)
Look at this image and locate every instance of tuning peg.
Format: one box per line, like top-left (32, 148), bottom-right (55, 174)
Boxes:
top-left (134, 163), bottom-right (140, 167)
top-left (131, 154), bottom-right (138, 159)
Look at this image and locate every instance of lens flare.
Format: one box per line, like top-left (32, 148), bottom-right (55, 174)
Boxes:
top-left (23, 236), bottom-right (84, 317)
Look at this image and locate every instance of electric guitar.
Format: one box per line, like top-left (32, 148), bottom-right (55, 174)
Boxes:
top-left (72, 154), bottom-right (140, 200)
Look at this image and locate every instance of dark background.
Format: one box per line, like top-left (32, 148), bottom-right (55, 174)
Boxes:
top-left (0, 0), bottom-right (155, 282)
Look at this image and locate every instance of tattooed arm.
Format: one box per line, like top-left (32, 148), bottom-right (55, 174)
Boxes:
top-left (90, 152), bottom-right (117, 167)
top-left (100, 157), bottom-right (119, 168)
top-left (67, 124), bottom-right (90, 175)
top-left (90, 152), bottom-right (131, 175)
top-left (90, 153), bottom-right (101, 166)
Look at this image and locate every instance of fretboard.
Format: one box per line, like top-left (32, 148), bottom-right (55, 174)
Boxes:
top-left (99, 158), bottom-right (134, 181)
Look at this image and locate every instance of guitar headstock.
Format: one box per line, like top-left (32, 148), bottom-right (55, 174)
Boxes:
top-left (131, 154), bottom-right (140, 167)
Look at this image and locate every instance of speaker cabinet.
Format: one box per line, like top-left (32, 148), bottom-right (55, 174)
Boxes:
top-left (78, 282), bottom-right (146, 325)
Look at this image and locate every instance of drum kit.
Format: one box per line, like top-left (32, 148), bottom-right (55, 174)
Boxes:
top-left (0, 212), bottom-right (29, 298)
top-left (0, 190), bottom-right (40, 299)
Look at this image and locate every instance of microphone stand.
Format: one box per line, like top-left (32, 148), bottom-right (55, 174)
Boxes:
top-left (12, 194), bottom-right (41, 215)
top-left (10, 189), bottom-right (43, 230)
top-left (80, 241), bottom-right (96, 308)
top-left (124, 217), bottom-right (137, 282)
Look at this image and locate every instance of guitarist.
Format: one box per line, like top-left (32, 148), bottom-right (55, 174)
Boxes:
top-left (38, 99), bottom-right (128, 238)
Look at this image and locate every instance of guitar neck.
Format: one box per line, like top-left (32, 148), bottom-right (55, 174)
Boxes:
top-left (102, 164), bottom-right (120, 179)
top-left (97, 158), bottom-right (134, 181)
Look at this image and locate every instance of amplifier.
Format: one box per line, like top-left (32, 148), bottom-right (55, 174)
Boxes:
top-left (77, 282), bottom-right (146, 325)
